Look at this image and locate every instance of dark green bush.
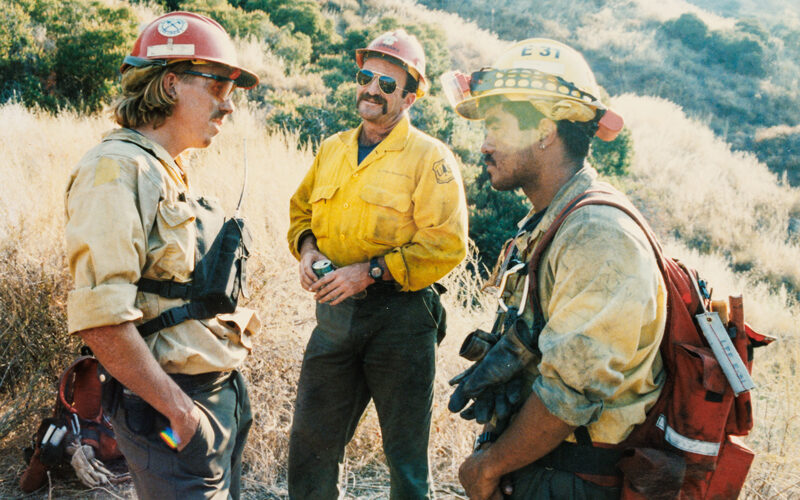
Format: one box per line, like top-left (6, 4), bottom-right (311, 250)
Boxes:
top-left (0, 0), bottom-right (137, 113)
top-left (661, 13), bottom-right (709, 50)
top-left (590, 127), bottom-right (633, 177)
top-left (464, 164), bottom-right (530, 270)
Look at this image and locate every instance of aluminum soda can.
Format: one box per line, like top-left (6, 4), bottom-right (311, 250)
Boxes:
top-left (312, 259), bottom-right (335, 278)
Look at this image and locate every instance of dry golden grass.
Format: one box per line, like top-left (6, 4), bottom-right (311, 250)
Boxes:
top-left (1, 91), bottom-right (798, 499)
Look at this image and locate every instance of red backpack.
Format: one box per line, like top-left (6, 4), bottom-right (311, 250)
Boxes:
top-left (20, 355), bottom-right (123, 492)
top-left (529, 189), bottom-right (773, 499)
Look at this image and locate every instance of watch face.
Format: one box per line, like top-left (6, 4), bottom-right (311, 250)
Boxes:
top-left (370, 266), bottom-right (382, 279)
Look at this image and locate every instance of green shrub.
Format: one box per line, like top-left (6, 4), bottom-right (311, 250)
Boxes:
top-left (410, 97), bottom-right (454, 141)
top-left (661, 13), bottom-right (709, 51)
top-left (590, 127), bottom-right (633, 177)
top-left (269, 83), bottom-right (360, 148)
top-left (0, 0), bottom-right (137, 113)
top-left (464, 164), bottom-right (530, 270)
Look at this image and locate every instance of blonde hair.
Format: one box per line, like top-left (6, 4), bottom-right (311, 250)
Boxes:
top-left (112, 61), bottom-right (193, 129)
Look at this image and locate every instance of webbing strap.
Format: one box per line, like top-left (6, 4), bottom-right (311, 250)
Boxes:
top-left (137, 278), bottom-right (193, 299)
top-left (534, 440), bottom-right (624, 476)
top-left (136, 302), bottom-right (210, 337)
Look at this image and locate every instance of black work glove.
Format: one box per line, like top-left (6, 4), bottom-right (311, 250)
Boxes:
top-left (448, 319), bottom-right (537, 415)
top-left (459, 376), bottom-right (525, 428)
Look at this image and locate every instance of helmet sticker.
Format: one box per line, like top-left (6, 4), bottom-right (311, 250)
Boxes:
top-left (157, 17), bottom-right (188, 37)
top-left (147, 43), bottom-right (196, 57)
top-left (380, 34), bottom-right (398, 46)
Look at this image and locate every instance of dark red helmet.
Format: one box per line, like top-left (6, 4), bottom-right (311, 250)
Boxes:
top-left (121, 11), bottom-right (259, 89)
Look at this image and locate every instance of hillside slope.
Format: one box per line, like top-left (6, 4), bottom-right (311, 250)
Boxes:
top-left (417, 0), bottom-right (800, 184)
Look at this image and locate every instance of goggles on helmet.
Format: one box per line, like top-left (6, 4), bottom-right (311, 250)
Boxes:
top-left (441, 68), bottom-right (624, 141)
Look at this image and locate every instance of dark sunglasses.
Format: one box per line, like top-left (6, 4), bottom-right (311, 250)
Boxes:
top-left (182, 69), bottom-right (236, 100)
top-left (355, 69), bottom-right (404, 95)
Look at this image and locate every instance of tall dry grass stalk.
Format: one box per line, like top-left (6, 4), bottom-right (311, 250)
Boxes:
top-left (1, 89), bottom-right (798, 498)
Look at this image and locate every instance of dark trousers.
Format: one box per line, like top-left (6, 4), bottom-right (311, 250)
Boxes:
top-left (506, 462), bottom-right (621, 500)
top-left (288, 286), bottom-right (444, 500)
top-left (110, 370), bottom-right (252, 500)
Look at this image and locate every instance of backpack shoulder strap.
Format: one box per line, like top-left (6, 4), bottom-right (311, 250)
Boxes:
top-left (527, 189), bottom-right (671, 318)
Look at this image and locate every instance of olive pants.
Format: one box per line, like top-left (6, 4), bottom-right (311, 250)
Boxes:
top-left (288, 286), bottom-right (445, 500)
top-left (110, 370), bottom-right (252, 500)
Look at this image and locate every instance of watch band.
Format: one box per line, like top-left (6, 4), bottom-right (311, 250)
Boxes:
top-left (474, 431), bottom-right (498, 451)
top-left (369, 256), bottom-right (384, 282)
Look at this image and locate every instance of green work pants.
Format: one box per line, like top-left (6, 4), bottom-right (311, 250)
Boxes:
top-left (288, 286), bottom-right (445, 500)
top-left (110, 370), bottom-right (252, 500)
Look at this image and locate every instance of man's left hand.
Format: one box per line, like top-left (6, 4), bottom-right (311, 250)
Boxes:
top-left (459, 449), bottom-right (506, 500)
top-left (311, 262), bottom-right (372, 305)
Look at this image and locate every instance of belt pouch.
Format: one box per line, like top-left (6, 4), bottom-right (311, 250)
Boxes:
top-left (98, 364), bottom-right (122, 418)
top-left (122, 392), bottom-right (156, 435)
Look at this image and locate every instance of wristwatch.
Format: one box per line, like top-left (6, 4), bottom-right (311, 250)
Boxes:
top-left (474, 431), bottom-right (498, 451)
top-left (369, 257), bottom-right (384, 282)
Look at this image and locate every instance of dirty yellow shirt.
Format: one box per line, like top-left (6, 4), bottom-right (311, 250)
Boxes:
top-left (288, 116), bottom-right (468, 291)
top-left (491, 166), bottom-right (666, 444)
top-left (65, 128), bottom-right (259, 375)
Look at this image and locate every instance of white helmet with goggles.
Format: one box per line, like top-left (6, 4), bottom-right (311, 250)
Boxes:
top-left (121, 11), bottom-right (259, 89)
top-left (441, 38), bottom-right (623, 141)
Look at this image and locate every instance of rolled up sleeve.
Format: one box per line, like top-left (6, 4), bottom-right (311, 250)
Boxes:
top-left (532, 206), bottom-right (663, 426)
top-left (384, 150), bottom-right (468, 291)
top-left (65, 156), bottom-right (147, 333)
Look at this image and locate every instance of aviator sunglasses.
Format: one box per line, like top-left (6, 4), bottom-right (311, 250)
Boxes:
top-left (355, 69), bottom-right (405, 95)
top-left (182, 69), bottom-right (236, 100)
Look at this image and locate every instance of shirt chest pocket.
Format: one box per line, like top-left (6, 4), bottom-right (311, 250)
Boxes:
top-left (150, 199), bottom-right (196, 281)
top-left (358, 184), bottom-right (415, 246)
top-left (310, 185), bottom-right (339, 240)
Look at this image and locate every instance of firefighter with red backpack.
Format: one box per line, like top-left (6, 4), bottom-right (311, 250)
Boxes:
top-left (443, 39), bottom-right (768, 499)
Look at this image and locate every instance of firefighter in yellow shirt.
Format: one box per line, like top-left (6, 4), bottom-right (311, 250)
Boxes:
top-left (287, 30), bottom-right (468, 499)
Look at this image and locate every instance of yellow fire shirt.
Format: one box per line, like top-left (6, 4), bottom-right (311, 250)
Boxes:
top-left (65, 128), bottom-right (259, 374)
top-left (288, 116), bottom-right (468, 291)
top-left (491, 166), bottom-right (667, 444)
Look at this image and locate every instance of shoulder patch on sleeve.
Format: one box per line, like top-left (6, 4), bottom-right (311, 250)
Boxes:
top-left (432, 159), bottom-right (455, 184)
top-left (93, 157), bottom-right (121, 186)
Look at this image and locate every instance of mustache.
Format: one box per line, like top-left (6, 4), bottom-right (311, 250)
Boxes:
top-left (358, 93), bottom-right (388, 114)
top-left (482, 153), bottom-right (495, 166)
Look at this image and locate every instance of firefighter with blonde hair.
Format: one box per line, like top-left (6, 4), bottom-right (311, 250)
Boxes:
top-left (65, 12), bottom-right (260, 499)
top-left (443, 39), bottom-right (666, 499)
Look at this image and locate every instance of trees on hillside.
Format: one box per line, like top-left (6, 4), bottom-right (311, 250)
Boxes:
top-left (0, 0), bottom-right (137, 112)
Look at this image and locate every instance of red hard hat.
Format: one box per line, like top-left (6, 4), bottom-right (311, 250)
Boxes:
top-left (356, 29), bottom-right (428, 97)
top-left (121, 11), bottom-right (259, 89)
